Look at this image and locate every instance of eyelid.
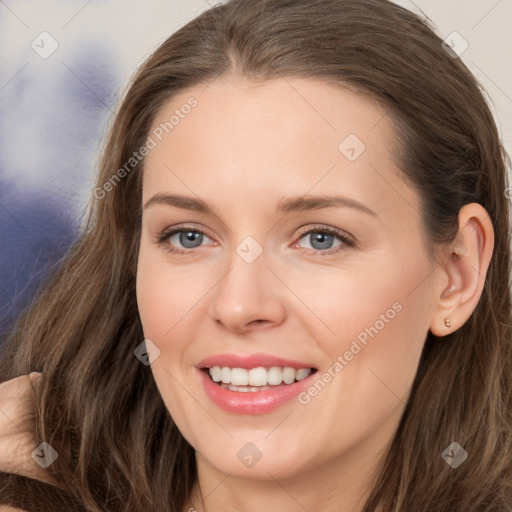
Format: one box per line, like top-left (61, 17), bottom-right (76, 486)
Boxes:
top-left (294, 224), bottom-right (355, 243)
top-left (156, 222), bottom-right (212, 239)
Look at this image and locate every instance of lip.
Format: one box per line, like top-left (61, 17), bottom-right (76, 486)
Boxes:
top-left (196, 352), bottom-right (316, 370)
top-left (196, 353), bottom-right (318, 415)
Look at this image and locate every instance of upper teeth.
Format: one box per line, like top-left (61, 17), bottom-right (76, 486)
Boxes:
top-left (208, 366), bottom-right (312, 386)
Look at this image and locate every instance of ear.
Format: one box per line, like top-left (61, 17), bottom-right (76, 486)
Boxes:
top-left (430, 203), bottom-right (494, 336)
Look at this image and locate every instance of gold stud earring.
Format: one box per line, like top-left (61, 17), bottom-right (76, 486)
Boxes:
top-left (445, 318), bottom-right (451, 328)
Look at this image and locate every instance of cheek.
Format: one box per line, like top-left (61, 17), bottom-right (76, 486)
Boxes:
top-left (291, 255), bottom-right (432, 399)
top-left (136, 249), bottom-right (209, 447)
top-left (284, 259), bottom-right (432, 455)
top-left (136, 247), bottom-right (212, 340)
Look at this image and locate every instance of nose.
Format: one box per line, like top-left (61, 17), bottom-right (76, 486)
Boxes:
top-left (208, 247), bottom-right (287, 334)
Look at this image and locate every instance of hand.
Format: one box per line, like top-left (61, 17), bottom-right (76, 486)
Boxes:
top-left (0, 373), bottom-right (56, 485)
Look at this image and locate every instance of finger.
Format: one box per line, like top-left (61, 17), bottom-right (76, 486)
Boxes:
top-left (0, 375), bottom-right (40, 427)
top-left (0, 374), bottom-right (41, 400)
top-left (28, 372), bottom-right (42, 383)
top-left (28, 372), bottom-right (42, 394)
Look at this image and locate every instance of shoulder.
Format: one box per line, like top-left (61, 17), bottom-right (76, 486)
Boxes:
top-left (0, 505), bottom-right (29, 511)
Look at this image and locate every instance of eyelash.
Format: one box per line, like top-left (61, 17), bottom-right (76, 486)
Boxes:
top-left (155, 224), bottom-right (356, 256)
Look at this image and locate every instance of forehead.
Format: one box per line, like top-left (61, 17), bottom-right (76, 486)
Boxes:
top-left (142, 75), bottom-right (418, 223)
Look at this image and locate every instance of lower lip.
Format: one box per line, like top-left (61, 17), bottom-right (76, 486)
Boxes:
top-left (198, 369), bottom-right (315, 415)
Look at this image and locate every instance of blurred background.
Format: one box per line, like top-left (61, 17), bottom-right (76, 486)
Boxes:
top-left (1, 0), bottom-right (511, 343)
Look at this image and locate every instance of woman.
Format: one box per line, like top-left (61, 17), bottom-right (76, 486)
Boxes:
top-left (0, 0), bottom-right (511, 510)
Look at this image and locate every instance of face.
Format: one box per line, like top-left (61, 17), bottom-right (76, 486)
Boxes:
top-left (136, 75), bottom-right (437, 483)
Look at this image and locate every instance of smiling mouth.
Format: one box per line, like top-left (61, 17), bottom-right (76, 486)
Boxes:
top-left (201, 366), bottom-right (318, 392)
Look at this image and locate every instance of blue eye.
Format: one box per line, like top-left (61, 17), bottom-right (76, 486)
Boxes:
top-left (301, 231), bottom-right (337, 250)
top-left (296, 227), bottom-right (355, 254)
top-left (157, 228), bottom-right (213, 254)
top-left (170, 230), bottom-right (205, 249)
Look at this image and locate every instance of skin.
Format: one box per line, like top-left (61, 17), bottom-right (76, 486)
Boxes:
top-left (0, 374), bottom-right (60, 493)
top-left (0, 75), bottom-right (493, 511)
top-left (136, 76), bottom-right (494, 512)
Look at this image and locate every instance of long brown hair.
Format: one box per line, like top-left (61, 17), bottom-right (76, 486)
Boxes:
top-left (1, 0), bottom-right (511, 510)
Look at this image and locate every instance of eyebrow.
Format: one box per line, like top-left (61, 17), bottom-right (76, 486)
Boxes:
top-left (276, 195), bottom-right (378, 217)
top-left (143, 193), bottom-right (378, 217)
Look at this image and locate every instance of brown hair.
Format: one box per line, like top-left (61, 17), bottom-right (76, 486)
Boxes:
top-left (1, 0), bottom-right (511, 510)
